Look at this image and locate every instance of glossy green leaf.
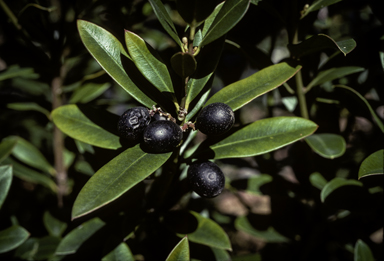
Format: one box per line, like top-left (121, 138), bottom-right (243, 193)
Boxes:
top-left (185, 87), bottom-right (211, 122)
top-left (5, 136), bottom-right (55, 176)
top-left (148, 0), bottom-right (183, 48)
top-left (309, 172), bottom-right (327, 190)
top-left (166, 236), bottom-right (189, 261)
top-left (52, 104), bottom-right (121, 150)
top-left (354, 239), bottom-right (374, 261)
top-left (235, 216), bottom-right (289, 242)
top-left (196, 117), bottom-right (318, 160)
top-left (34, 236), bottom-right (61, 260)
top-left (205, 62), bottom-right (302, 111)
top-left (72, 144), bottom-right (172, 219)
top-left (43, 211), bottom-right (68, 238)
top-left (0, 165), bottom-right (12, 209)
top-left (0, 138), bottom-right (17, 163)
top-left (301, 0), bottom-right (342, 19)
top-left (185, 211), bottom-right (231, 250)
top-left (334, 85), bottom-right (384, 133)
top-left (69, 82), bottom-right (110, 104)
top-left (305, 133), bottom-right (346, 159)
top-left (77, 20), bottom-right (155, 108)
top-left (201, 0), bottom-right (250, 46)
top-left (0, 225), bottom-right (30, 254)
top-left (288, 34), bottom-right (356, 58)
top-left (358, 150), bottom-right (384, 179)
top-left (102, 242), bottom-right (134, 261)
top-left (305, 67), bottom-right (364, 92)
top-left (202, 2), bottom-right (224, 37)
top-left (211, 247), bottom-right (231, 261)
top-left (171, 52), bottom-right (197, 79)
top-left (55, 217), bottom-right (105, 255)
top-left (320, 177), bottom-right (363, 203)
top-left (7, 102), bottom-right (51, 119)
top-left (0, 65), bottom-right (38, 81)
top-left (3, 158), bottom-right (57, 193)
top-left (185, 73), bottom-right (213, 110)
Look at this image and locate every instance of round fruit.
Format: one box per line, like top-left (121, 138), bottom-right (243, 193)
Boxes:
top-left (196, 102), bottom-right (235, 136)
top-left (143, 120), bottom-right (183, 153)
top-left (117, 107), bottom-right (151, 142)
top-left (187, 161), bottom-right (225, 198)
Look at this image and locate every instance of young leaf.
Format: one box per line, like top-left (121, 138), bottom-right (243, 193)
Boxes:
top-left (0, 226), bottom-right (30, 254)
top-left (77, 20), bottom-right (155, 108)
top-left (0, 138), bottom-right (17, 163)
top-left (52, 104), bottom-right (121, 150)
top-left (7, 102), bottom-right (51, 119)
top-left (102, 242), bottom-right (134, 261)
top-left (305, 133), bottom-right (346, 159)
top-left (235, 216), bottom-right (289, 242)
top-left (43, 211), bottom-right (68, 238)
top-left (301, 0), bottom-right (342, 19)
top-left (55, 217), bottom-right (105, 255)
top-left (201, 0), bottom-right (250, 46)
top-left (195, 117), bottom-right (318, 160)
top-left (358, 150), bottom-right (384, 179)
top-left (166, 236), bottom-right (189, 261)
top-left (69, 82), bottom-right (110, 104)
top-left (72, 144), bottom-right (172, 219)
top-left (354, 239), bottom-right (375, 261)
top-left (148, 0), bottom-right (183, 48)
top-left (125, 31), bottom-right (175, 101)
top-left (205, 62), bottom-right (302, 111)
top-left (320, 177), bottom-right (363, 203)
top-left (0, 165), bottom-right (12, 209)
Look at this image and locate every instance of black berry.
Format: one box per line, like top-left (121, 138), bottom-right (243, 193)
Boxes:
top-left (196, 102), bottom-right (235, 136)
top-left (117, 107), bottom-right (151, 142)
top-left (187, 161), bottom-right (225, 198)
top-left (143, 120), bottom-right (183, 153)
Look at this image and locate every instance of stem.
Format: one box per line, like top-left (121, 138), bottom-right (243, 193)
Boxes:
top-left (0, 0), bottom-right (21, 30)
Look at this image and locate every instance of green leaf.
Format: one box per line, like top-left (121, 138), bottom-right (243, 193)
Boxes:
top-left (205, 62), bottom-right (302, 111)
top-left (334, 85), bottom-right (384, 133)
top-left (243, 174), bottom-right (273, 195)
top-left (13, 238), bottom-right (39, 260)
top-left (125, 31), bottom-right (174, 96)
top-left (305, 67), bottom-right (364, 92)
top-left (43, 211), bottom-right (68, 238)
top-left (0, 138), bottom-right (17, 163)
top-left (185, 73), bottom-right (213, 111)
top-left (55, 217), bottom-right (105, 255)
top-left (69, 82), bottom-right (110, 104)
top-left (171, 52), bottom-right (197, 79)
top-left (354, 239), bottom-right (375, 261)
top-left (195, 117), bottom-right (318, 160)
top-left (301, 0), bottom-right (342, 19)
top-left (5, 136), bottom-right (55, 176)
top-left (288, 34), bottom-right (356, 58)
top-left (102, 242), bottom-right (134, 261)
top-left (166, 236), bottom-right (189, 261)
top-left (0, 165), bottom-right (12, 209)
top-left (3, 158), bottom-right (57, 193)
top-left (7, 102), bottom-right (51, 119)
top-left (309, 172), bottom-right (327, 190)
top-left (201, 0), bottom-right (250, 46)
top-left (232, 253), bottom-right (262, 261)
top-left (305, 133), bottom-right (346, 159)
top-left (77, 20), bottom-right (155, 108)
top-left (72, 144), bottom-right (172, 219)
top-left (250, 0), bottom-right (262, 5)
top-left (0, 65), bottom-right (38, 81)
top-left (211, 247), bottom-right (231, 261)
top-left (34, 236), bottom-right (61, 260)
top-left (185, 87), bottom-right (211, 122)
top-left (0, 225), bottom-right (30, 254)
top-left (148, 0), bottom-right (183, 48)
top-left (320, 177), bottom-right (363, 203)
top-left (202, 2), bottom-right (224, 37)
top-left (358, 150), bottom-right (384, 179)
top-left (52, 104), bottom-right (121, 150)
top-left (235, 216), bottom-right (289, 243)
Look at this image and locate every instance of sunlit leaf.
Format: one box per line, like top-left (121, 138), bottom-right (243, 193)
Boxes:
top-left (0, 165), bottom-right (12, 209)
top-left (72, 144), bottom-right (172, 219)
top-left (235, 216), bottom-right (289, 242)
top-left (354, 239), bottom-right (375, 261)
top-left (0, 138), bottom-right (17, 163)
top-left (0, 226), bottom-right (30, 254)
top-left (7, 102), bottom-right (51, 119)
top-left (205, 62), bottom-right (302, 111)
top-left (55, 217), bottom-right (105, 255)
top-left (69, 82), bottom-right (110, 104)
top-left (43, 211), bottom-right (68, 238)
top-left (52, 104), bottom-right (121, 150)
top-left (77, 20), bottom-right (155, 107)
top-left (201, 0), bottom-right (250, 46)
top-left (301, 0), bottom-right (342, 19)
top-left (102, 242), bottom-right (134, 261)
top-left (166, 236), bottom-right (189, 261)
top-left (358, 150), bottom-right (384, 179)
top-left (305, 133), bottom-right (346, 159)
top-left (320, 177), bottom-right (363, 203)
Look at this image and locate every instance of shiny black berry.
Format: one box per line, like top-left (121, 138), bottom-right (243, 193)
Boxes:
top-left (117, 107), bottom-right (151, 142)
top-left (196, 102), bottom-right (235, 136)
top-left (187, 161), bottom-right (225, 198)
top-left (143, 120), bottom-right (183, 153)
